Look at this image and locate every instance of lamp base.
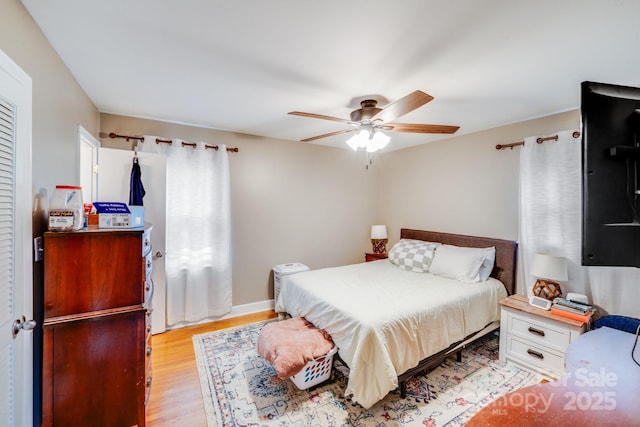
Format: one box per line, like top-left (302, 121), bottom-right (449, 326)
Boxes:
top-left (371, 239), bottom-right (388, 254)
top-left (531, 279), bottom-right (562, 301)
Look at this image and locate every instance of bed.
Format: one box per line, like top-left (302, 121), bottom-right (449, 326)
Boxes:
top-left (275, 228), bottom-right (517, 409)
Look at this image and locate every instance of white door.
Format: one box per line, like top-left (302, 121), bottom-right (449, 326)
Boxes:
top-left (0, 50), bottom-right (33, 426)
top-left (97, 148), bottom-right (168, 334)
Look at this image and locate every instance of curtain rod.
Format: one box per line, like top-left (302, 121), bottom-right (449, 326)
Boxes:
top-left (108, 132), bottom-right (239, 152)
top-left (153, 137), bottom-right (239, 152)
top-left (495, 131), bottom-right (581, 150)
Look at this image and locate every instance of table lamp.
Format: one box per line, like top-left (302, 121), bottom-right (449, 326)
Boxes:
top-left (370, 225), bottom-right (388, 254)
top-left (530, 253), bottom-right (568, 300)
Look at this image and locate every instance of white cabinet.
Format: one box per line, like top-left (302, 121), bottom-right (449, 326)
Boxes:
top-left (499, 294), bottom-right (587, 379)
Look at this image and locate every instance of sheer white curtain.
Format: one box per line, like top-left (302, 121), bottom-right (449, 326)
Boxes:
top-left (139, 136), bottom-right (232, 325)
top-left (519, 130), bottom-right (586, 298)
top-left (519, 130), bottom-right (640, 317)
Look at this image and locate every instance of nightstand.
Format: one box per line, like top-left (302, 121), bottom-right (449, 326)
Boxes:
top-left (499, 294), bottom-right (588, 379)
top-left (365, 252), bottom-right (388, 262)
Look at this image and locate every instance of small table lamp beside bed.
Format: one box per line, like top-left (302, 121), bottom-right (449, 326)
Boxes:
top-left (275, 228), bottom-right (517, 409)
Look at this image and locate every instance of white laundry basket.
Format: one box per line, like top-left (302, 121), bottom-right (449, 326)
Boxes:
top-left (272, 262), bottom-right (310, 303)
top-left (290, 345), bottom-right (337, 390)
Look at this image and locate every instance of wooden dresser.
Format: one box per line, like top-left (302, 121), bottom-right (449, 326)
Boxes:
top-left (42, 227), bottom-right (153, 426)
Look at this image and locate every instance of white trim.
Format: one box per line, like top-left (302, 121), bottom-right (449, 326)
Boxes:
top-left (78, 125), bottom-right (100, 203)
top-left (165, 299), bottom-right (275, 331)
top-left (0, 48), bottom-right (33, 427)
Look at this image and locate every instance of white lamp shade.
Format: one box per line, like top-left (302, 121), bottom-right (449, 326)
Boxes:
top-left (346, 128), bottom-right (390, 152)
top-left (346, 129), bottom-right (368, 151)
top-left (530, 253), bottom-right (568, 281)
top-left (371, 225), bottom-right (387, 239)
top-left (366, 131), bottom-right (390, 152)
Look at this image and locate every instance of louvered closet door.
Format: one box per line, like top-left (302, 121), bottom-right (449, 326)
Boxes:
top-left (0, 50), bottom-right (33, 427)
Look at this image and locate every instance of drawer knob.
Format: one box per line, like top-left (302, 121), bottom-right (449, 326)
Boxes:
top-left (527, 326), bottom-right (545, 337)
top-left (527, 349), bottom-right (544, 360)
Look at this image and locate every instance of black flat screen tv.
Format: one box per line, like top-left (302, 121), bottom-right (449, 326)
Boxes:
top-left (581, 81), bottom-right (640, 267)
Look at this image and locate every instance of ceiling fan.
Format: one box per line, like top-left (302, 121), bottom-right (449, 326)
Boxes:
top-left (288, 90), bottom-right (459, 151)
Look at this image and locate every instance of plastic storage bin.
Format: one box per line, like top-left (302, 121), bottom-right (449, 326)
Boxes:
top-left (290, 346), bottom-right (337, 390)
top-left (48, 185), bottom-right (84, 231)
top-left (272, 263), bottom-right (310, 303)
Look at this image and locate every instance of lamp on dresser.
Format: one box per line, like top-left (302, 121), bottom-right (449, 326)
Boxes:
top-left (370, 225), bottom-right (388, 254)
top-left (530, 253), bottom-right (568, 300)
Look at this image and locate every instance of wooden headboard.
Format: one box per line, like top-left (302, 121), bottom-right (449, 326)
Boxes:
top-left (400, 228), bottom-right (518, 295)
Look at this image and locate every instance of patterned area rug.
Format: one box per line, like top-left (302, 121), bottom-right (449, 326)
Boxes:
top-left (193, 320), bottom-right (538, 426)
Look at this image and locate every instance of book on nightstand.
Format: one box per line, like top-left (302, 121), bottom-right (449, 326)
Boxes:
top-left (549, 297), bottom-right (595, 322)
top-left (549, 307), bottom-right (593, 323)
top-left (550, 298), bottom-right (596, 322)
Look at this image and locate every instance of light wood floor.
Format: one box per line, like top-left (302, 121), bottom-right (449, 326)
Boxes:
top-left (146, 310), bottom-right (278, 426)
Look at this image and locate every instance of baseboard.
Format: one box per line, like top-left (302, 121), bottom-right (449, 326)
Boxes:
top-left (226, 299), bottom-right (275, 319)
top-left (165, 299), bottom-right (275, 331)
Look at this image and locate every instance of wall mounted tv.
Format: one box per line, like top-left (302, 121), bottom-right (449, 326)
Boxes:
top-left (581, 81), bottom-right (640, 267)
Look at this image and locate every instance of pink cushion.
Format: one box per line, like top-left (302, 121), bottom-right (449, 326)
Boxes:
top-left (257, 317), bottom-right (334, 379)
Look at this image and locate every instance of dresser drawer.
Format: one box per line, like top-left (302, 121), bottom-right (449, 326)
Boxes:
top-left (509, 313), bottom-right (570, 352)
top-left (144, 279), bottom-right (154, 307)
top-left (506, 335), bottom-right (565, 375)
top-left (142, 228), bottom-right (152, 256)
top-left (145, 366), bottom-right (153, 408)
top-left (144, 251), bottom-right (153, 281)
top-left (44, 232), bottom-right (145, 317)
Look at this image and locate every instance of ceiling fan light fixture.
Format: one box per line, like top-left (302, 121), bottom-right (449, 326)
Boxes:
top-left (346, 128), bottom-right (370, 151)
top-left (368, 130), bottom-right (390, 152)
top-left (291, 90), bottom-right (458, 146)
top-left (346, 127), bottom-right (390, 152)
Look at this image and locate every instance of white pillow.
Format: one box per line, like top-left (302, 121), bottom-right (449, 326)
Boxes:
top-left (477, 247), bottom-right (496, 282)
top-left (388, 239), bottom-right (440, 273)
top-left (429, 244), bottom-right (496, 283)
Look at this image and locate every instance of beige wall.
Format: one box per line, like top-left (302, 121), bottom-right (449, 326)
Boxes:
top-left (100, 113), bottom-right (377, 306)
top-left (377, 110), bottom-right (579, 243)
top-left (376, 110), bottom-right (580, 293)
top-left (2, 0), bottom-right (587, 310)
top-left (1, 0), bottom-right (99, 199)
top-left (100, 111), bottom-right (580, 305)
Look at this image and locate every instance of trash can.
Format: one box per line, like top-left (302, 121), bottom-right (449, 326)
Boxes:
top-left (272, 262), bottom-right (310, 303)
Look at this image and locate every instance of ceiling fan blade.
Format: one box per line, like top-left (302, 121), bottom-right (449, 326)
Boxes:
top-left (372, 90), bottom-right (434, 123)
top-left (300, 129), bottom-right (355, 142)
top-left (288, 111), bottom-right (353, 124)
top-left (384, 123), bottom-right (460, 134)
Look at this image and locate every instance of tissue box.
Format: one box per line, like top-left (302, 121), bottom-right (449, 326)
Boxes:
top-left (129, 206), bottom-right (145, 228)
top-left (93, 202), bottom-right (144, 229)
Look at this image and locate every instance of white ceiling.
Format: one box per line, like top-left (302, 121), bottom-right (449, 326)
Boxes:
top-left (21, 0), bottom-right (640, 151)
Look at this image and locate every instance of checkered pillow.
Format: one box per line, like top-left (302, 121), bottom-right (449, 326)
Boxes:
top-left (388, 239), bottom-right (439, 273)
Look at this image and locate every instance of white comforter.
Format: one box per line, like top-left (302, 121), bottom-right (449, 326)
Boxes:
top-left (275, 259), bottom-right (507, 409)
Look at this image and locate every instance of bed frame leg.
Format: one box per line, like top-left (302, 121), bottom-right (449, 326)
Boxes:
top-left (400, 380), bottom-right (407, 398)
top-left (456, 350), bottom-right (462, 363)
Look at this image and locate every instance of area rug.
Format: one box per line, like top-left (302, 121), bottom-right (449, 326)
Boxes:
top-left (193, 321), bottom-right (538, 426)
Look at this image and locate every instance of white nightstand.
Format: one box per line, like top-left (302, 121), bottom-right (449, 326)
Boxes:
top-left (499, 294), bottom-right (588, 379)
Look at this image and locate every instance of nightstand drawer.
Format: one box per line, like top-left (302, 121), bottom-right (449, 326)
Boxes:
top-left (506, 335), bottom-right (565, 375)
top-left (509, 314), bottom-right (570, 352)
